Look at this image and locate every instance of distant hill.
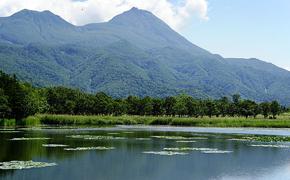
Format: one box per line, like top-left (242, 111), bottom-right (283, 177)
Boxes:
top-left (1, 7), bottom-right (290, 105)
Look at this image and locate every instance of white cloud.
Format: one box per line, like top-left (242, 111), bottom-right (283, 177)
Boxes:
top-left (0, 0), bottom-right (208, 30)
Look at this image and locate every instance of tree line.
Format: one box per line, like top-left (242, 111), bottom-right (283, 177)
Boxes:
top-left (0, 71), bottom-right (287, 121)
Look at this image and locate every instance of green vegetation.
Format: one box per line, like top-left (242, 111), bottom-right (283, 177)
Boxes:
top-left (232, 135), bottom-right (290, 142)
top-left (1, 9), bottom-right (290, 105)
top-left (1, 114), bottom-right (288, 128)
top-left (1, 71), bottom-right (290, 128)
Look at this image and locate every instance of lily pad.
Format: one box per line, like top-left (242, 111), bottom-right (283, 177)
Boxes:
top-left (0, 131), bottom-right (20, 133)
top-left (0, 161), bottom-right (56, 170)
top-left (107, 133), bottom-right (120, 135)
top-left (201, 150), bottom-right (233, 154)
top-left (164, 147), bottom-right (218, 151)
top-left (10, 137), bottom-right (51, 141)
top-left (188, 137), bottom-right (208, 140)
top-left (135, 138), bottom-right (151, 141)
top-left (151, 136), bottom-right (196, 140)
top-left (42, 144), bottom-right (68, 147)
top-left (249, 144), bottom-right (290, 148)
top-left (143, 151), bottom-right (188, 156)
top-left (227, 138), bottom-right (250, 142)
top-left (64, 147), bottom-right (115, 151)
top-left (176, 140), bottom-right (197, 143)
top-left (228, 136), bottom-right (290, 142)
top-left (67, 135), bottom-right (126, 140)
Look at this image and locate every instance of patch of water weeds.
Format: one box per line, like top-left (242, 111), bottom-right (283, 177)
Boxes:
top-left (163, 147), bottom-right (218, 151)
top-left (201, 150), bottom-right (233, 154)
top-left (151, 136), bottom-right (204, 140)
top-left (0, 161), bottom-right (56, 170)
top-left (228, 135), bottom-right (290, 143)
top-left (135, 138), bottom-right (151, 141)
top-left (249, 144), bottom-right (290, 148)
top-left (64, 147), bottom-right (115, 151)
top-left (42, 144), bottom-right (68, 147)
top-left (10, 137), bottom-right (51, 141)
top-left (176, 140), bottom-right (197, 143)
top-left (107, 132), bottom-right (120, 135)
top-left (0, 131), bottom-right (21, 133)
top-left (143, 151), bottom-right (188, 156)
top-left (66, 135), bottom-right (126, 140)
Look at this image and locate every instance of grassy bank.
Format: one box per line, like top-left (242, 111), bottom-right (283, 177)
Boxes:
top-left (1, 113), bottom-right (290, 128)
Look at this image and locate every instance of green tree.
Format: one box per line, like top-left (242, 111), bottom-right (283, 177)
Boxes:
top-left (205, 100), bottom-right (217, 118)
top-left (94, 92), bottom-right (113, 115)
top-left (74, 94), bottom-right (96, 115)
top-left (139, 96), bottom-right (153, 115)
top-left (260, 102), bottom-right (271, 118)
top-left (152, 98), bottom-right (164, 116)
top-left (217, 97), bottom-right (230, 117)
top-left (126, 96), bottom-right (140, 115)
top-left (46, 87), bottom-right (80, 114)
top-left (0, 89), bottom-right (11, 118)
top-left (239, 100), bottom-right (257, 118)
top-left (232, 94), bottom-right (241, 104)
top-left (270, 101), bottom-right (280, 119)
top-left (112, 99), bottom-right (127, 116)
top-left (163, 96), bottom-right (176, 116)
top-left (173, 94), bottom-right (189, 116)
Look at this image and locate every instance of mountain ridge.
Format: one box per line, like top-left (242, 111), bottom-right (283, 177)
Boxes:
top-left (0, 8), bottom-right (290, 105)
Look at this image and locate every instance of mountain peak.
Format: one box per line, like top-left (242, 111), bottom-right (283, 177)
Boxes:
top-left (129, 7), bottom-right (139, 11)
top-left (12, 9), bottom-right (55, 18)
top-left (10, 9), bottom-right (73, 27)
top-left (109, 7), bottom-right (168, 29)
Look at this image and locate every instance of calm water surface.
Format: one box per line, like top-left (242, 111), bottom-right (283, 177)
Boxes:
top-left (1, 126), bottom-right (290, 180)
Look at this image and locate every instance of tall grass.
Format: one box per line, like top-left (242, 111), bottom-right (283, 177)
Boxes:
top-left (0, 119), bottom-right (16, 126)
top-left (1, 113), bottom-right (290, 128)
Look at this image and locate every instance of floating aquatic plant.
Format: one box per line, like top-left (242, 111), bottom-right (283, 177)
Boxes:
top-left (107, 132), bottom-right (120, 135)
top-left (66, 135), bottom-right (126, 140)
top-left (0, 161), bottom-right (56, 170)
top-left (64, 147), bottom-right (115, 151)
top-left (135, 138), bottom-right (151, 141)
top-left (151, 136), bottom-right (197, 140)
top-left (0, 131), bottom-right (20, 133)
top-left (10, 137), bottom-right (51, 141)
top-left (85, 136), bottom-right (126, 140)
top-left (42, 144), bottom-right (68, 147)
top-left (190, 137), bottom-right (208, 140)
top-left (163, 147), bottom-right (218, 151)
top-left (201, 150), bottom-right (233, 154)
top-left (176, 140), bottom-right (197, 143)
top-left (227, 138), bottom-right (250, 142)
top-left (249, 144), bottom-right (290, 148)
top-left (143, 151), bottom-right (188, 156)
top-left (228, 136), bottom-right (290, 143)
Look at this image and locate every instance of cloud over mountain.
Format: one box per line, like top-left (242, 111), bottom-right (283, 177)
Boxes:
top-left (0, 0), bottom-right (208, 30)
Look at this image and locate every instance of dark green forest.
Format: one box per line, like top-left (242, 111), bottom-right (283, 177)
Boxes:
top-left (0, 71), bottom-right (287, 121)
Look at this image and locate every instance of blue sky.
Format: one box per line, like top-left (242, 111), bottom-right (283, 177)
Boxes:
top-left (181, 0), bottom-right (290, 70)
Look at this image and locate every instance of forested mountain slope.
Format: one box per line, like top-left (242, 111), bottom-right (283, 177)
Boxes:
top-left (0, 7), bottom-right (290, 104)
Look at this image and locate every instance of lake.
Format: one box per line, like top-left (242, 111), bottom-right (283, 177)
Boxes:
top-left (1, 126), bottom-right (290, 180)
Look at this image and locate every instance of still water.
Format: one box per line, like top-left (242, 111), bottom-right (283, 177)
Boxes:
top-left (1, 126), bottom-right (290, 180)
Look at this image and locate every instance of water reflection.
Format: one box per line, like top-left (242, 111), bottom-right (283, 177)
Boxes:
top-left (0, 128), bottom-right (290, 180)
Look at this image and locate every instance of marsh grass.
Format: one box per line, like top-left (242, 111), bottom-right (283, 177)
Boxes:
top-left (0, 119), bottom-right (16, 126)
top-left (1, 113), bottom-right (290, 128)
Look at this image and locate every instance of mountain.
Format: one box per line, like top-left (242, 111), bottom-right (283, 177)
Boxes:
top-left (0, 8), bottom-right (290, 105)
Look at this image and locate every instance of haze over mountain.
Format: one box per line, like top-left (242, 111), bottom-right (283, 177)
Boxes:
top-left (0, 7), bottom-right (290, 105)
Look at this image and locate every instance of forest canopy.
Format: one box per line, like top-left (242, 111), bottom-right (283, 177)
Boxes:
top-left (0, 71), bottom-right (287, 120)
